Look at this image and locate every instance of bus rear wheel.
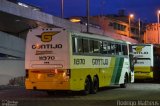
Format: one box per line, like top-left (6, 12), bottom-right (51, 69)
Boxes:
top-left (83, 77), bottom-right (91, 95)
top-left (91, 76), bottom-right (99, 94)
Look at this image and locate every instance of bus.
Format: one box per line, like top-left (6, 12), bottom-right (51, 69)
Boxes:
top-left (131, 44), bottom-right (160, 81)
top-left (25, 28), bottom-right (135, 95)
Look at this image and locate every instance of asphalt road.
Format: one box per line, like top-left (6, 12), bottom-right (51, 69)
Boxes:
top-left (0, 83), bottom-right (160, 106)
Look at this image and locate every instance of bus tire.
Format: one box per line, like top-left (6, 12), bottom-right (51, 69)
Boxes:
top-left (91, 76), bottom-right (99, 94)
top-left (120, 74), bottom-right (128, 88)
top-left (83, 77), bottom-right (91, 95)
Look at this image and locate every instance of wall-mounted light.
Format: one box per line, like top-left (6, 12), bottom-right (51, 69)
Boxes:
top-left (70, 18), bottom-right (81, 23)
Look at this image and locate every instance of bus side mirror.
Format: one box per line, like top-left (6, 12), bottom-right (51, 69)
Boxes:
top-left (129, 54), bottom-right (136, 72)
top-left (133, 57), bottom-right (137, 64)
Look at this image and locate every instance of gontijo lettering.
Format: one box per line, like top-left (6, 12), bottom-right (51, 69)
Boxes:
top-left (92, 59), bottom-right (108, 65)
top-left (32, 44), bottom-right (62, 49)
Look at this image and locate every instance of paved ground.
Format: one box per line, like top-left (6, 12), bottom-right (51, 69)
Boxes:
top-left (0, 83), bottom-right (160, 106)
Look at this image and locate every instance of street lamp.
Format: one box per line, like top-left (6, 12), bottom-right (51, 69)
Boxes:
top-left (138, 18), bottom-right (141, 42)
top-left (129, 14), bottom-right (134, 37)
top-left (157, 10), bottom-right (160, 44)
top-left (86, 0), bottom-right (90, 33)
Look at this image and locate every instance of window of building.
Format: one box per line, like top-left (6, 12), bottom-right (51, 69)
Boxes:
top-left (113, 22), bottom-right (126, 31)
top-left (131, 28), bottom-right (139, 35)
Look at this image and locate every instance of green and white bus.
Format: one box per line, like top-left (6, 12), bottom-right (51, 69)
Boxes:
top-left (25, 28), bottom-right (134, 95)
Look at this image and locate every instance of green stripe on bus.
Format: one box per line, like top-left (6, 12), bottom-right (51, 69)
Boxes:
top-left (111, 57), bottom-right (120, 84)
top-left (115, 57), bottom-right (124, 83)
top-left (111, 57), bottom-right (124, 84)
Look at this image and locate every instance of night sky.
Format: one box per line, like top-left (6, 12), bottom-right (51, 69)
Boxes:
top-left (19, 0), bottom-right (160, 23)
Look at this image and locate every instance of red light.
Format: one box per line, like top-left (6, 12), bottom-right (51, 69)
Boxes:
top-left (50, 69), bottom-right (64, 74)
top-left (31, 70), bottom-right (40, 73)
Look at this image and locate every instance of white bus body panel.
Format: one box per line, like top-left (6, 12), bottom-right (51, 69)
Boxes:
top-left (132, 44), bottom-right (153, 67)
top-left (25, 28), bottom-right (70, 69)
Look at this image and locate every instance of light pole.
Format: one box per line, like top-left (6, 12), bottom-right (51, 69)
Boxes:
top-left (138, 18), bottom-right (141, 42)
top-left (157, 10), bottom-right (160, 44)
top-left (61, 0), bottom-right (64, 18)
top-left (86, 0), bottom-right (90, 33)
top-left (129, 14), bottom-right (134, 37)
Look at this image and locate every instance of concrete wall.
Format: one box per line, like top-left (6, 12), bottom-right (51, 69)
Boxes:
top-left (0, 60), bottom-right (25, 85)
top-left (0, 31), bottom-right (25, 58)
top-left (0, 31), bottom-right (25, 85)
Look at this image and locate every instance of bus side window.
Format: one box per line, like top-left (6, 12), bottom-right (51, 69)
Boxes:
top-left (115, 43), bottom-right (122, 55)
top-left (102, 41), bottom-right (108, 54)
top-left (99, 41), bottom-right (103, 54)
top-left (93, 40), bottom-right (100, 53)
top-left (107, 42), bottom-right (112, 55)
top-left (77, 38), bottom-right (83, 53)
top-left (72, 37), bottom-right (76, 53)
top-left (122, 45), bottom-right (128, 55)
top-left (83, 38), bottom-right (89, 53)
top-left (89, 39), bottom-right (94, 53)
top-left (110, 43), bottom-right (116, 55)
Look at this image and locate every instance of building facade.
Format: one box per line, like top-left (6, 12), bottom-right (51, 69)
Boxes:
top-left (89, 15), bottom-right (144, 42)
top-left (144, 23), bottom-right (160, 44)
top-left (69, 14), bottom-right (144, 43)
